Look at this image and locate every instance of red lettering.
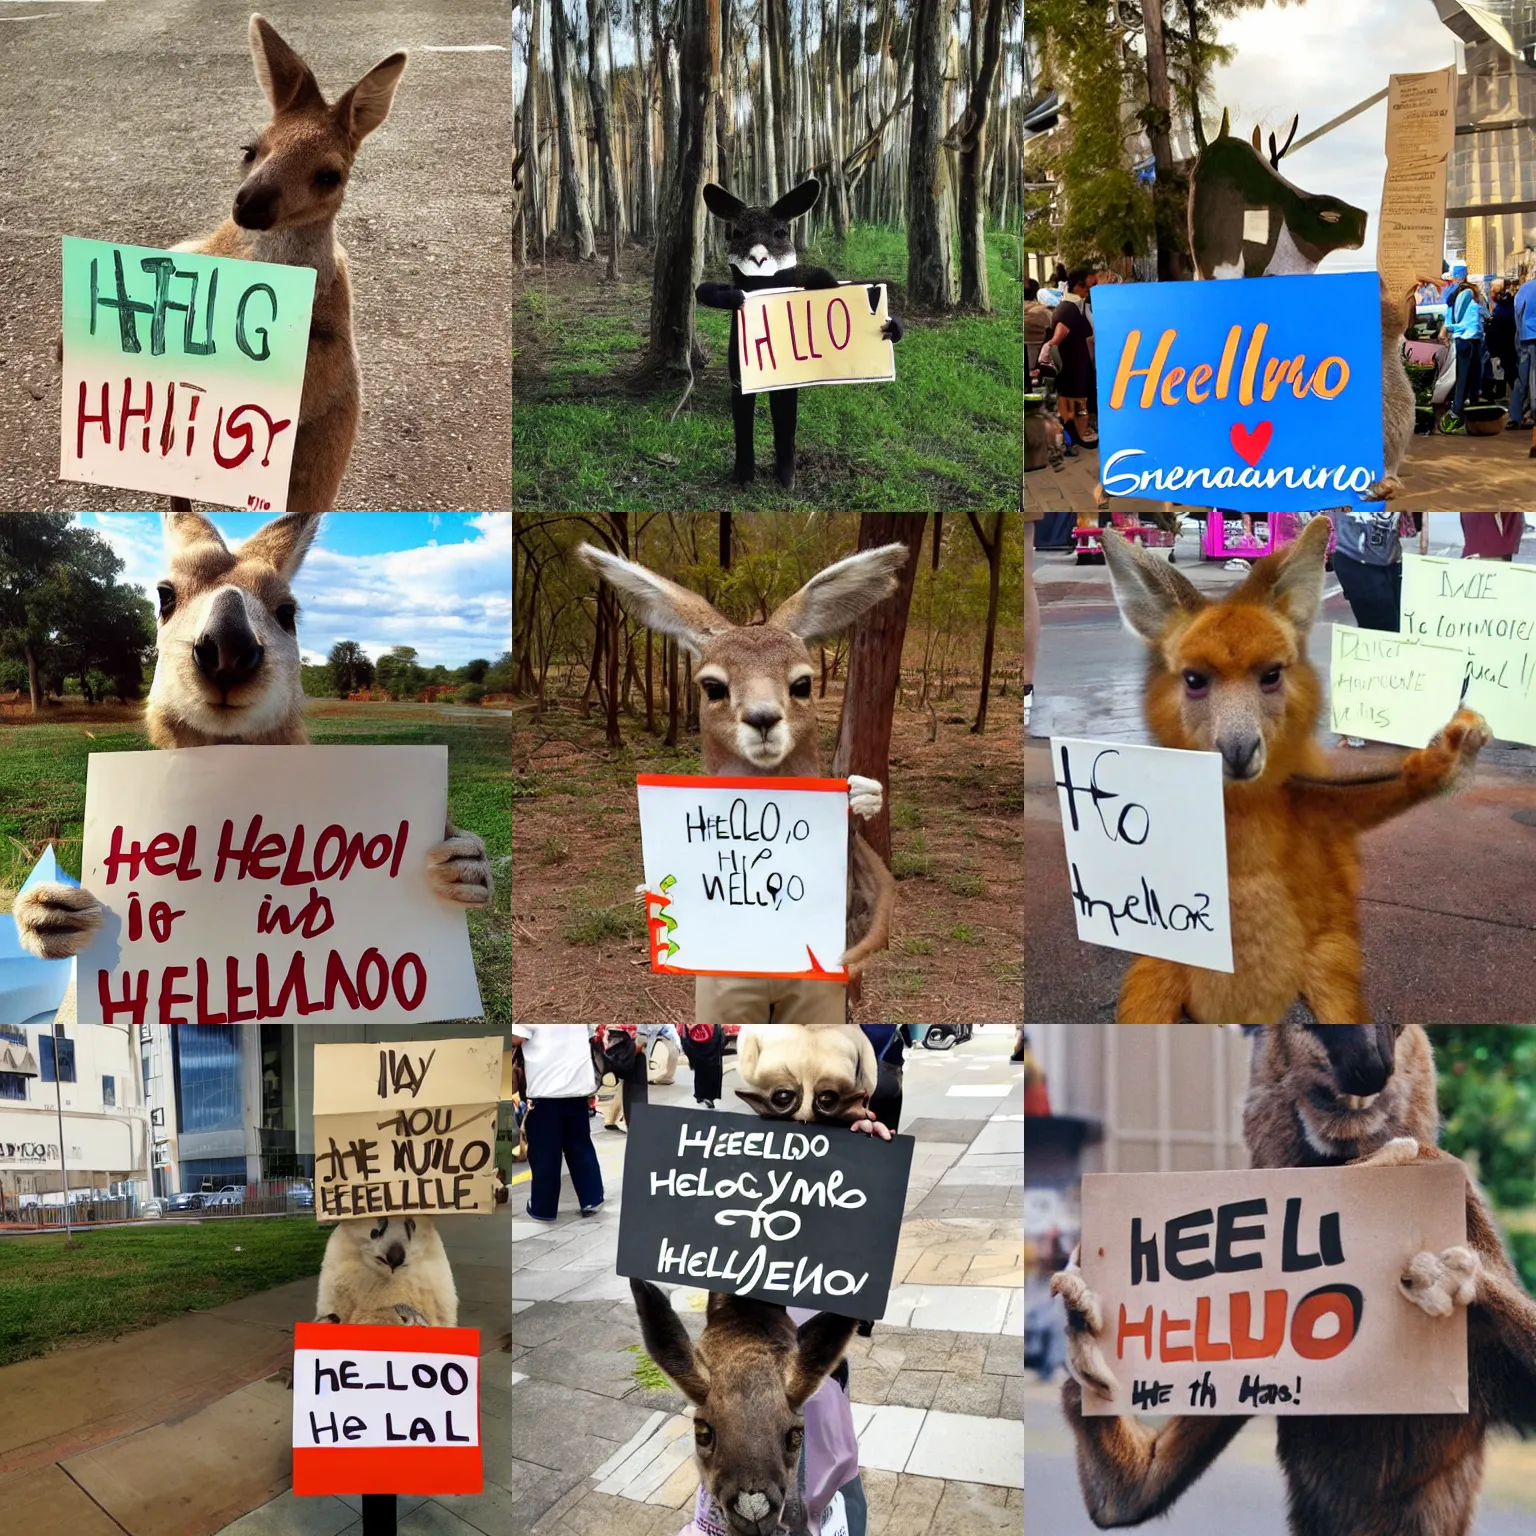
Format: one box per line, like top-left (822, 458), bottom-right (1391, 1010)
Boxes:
top-left (1160, 1311), bottom-right (1193, 1363)
top-left (357, 948), bottom-right (389, 1010)
top-left (226, 956), bottom-right (256, 1022)
top-left (158, 967), bottom-right (192, 1024)
top-left (212, 402), bottom-right (291, 469)
top-left (393, 953), bottom-right (426, 1010)
top-left (361, 834), bottom-right (392, 870)
top-left (195, 957), bottom-right (228, 1022)
top-left (128, 890), bottom-right (143, 942)
top-left (788, 303), bottom-right (810, 361)
top-left (827, 297), bottom-right (851, 350)
top-left (98, 967), bottom-right (148, 1024)
top-left (118, 376), bottom-right (153, 454)
top-left (145, 832), bottom-right (179, 877)
top-left (1230, 1290), bottom-right (1288, 1358)
top-left (1291, 1286), bottom-right (1360, 1361)
top-left (747, 304), bottom-right (777, 373)
top-left (1193, 1296), bottom-right (1232, 1361)
top-left (176, 826), bottom-right (201, 880)
top-left (389, 821), bottom-right (408, 878)
top-left (280, 823), bottom-right (316, 885)
top-left (1117, 1304), bottom-right (1153, 1361)
top-left (324, 949), bottom-right (361, 1011)
top-left (249, 831), bottom-right (286, 879)
top-left (77, 380), bottom-right (111, 460)
top-left (258, 950), bottom-right (318, 1018)
top-left (147, 901), bottom-right (183, 942)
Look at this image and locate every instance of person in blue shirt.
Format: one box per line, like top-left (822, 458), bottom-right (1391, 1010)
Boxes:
top-left (1443, 278), bottom-right (1487, 429)
top-left (1509, 271), bottom-right (1536, 429)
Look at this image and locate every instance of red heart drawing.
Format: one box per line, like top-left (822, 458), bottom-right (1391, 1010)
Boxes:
top-left (1230, 420), bottom-right (1273, 467)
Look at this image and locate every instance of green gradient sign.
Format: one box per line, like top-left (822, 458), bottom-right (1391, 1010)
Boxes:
top-left (60, 237), bottom-right (315, 509)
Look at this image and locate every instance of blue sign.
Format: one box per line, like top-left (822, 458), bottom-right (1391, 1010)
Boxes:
top-left (1092, 272), bottom-right (1385, 512)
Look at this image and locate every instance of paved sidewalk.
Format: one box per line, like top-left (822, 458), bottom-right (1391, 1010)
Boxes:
top-left (0, 1211), bottom-right (510, 1536)
top-left (511, 1032), bottom-right (1025, 1536)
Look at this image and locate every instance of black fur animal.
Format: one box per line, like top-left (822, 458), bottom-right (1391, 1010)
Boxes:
top-left (697, 179), bottom-right (904, 491)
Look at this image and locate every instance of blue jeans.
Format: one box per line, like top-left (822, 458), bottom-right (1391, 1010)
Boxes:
top-left (524, 1096), bottom-right (604, 1219)
top-left (1332, 553), bottom-right (1402, 633)
top-left (1509, 337), bottom-right (1536, 424)
top-left (1451, 336), bottom-right (1484, 420)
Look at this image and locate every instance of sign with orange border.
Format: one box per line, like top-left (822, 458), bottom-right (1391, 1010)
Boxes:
top-left (636, 774), bottom-right (850, 982)
top-left (292, 1323), bottom-right (482, 1495)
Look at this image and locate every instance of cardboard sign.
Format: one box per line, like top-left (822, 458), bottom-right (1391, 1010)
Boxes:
top-left (1050, 737), bottom-right (1233, 974)
top-left (1092, 272), bottom-right (1385, 512)
top-left (74, 746), bottom-right (483, 1024)
top-left (736, 283), bottom-right (895, 394)
top-left (1378, 68), bottom-right (1456, 297)
top-left (1079, 1163), bottom-right (1468, 1416)
top-left (292, 1323), bottom-right (481, 1494)
top-left (1400, 553), bottom-right (1536, 745)
top-left (60, 236), bottom-right (314, 510)
top-left (1329, 625), bottom-right (1468, 748)
top-left (313, 1037), bottom-right (503, 1221)
top-left (636, 775), bottom-right (850, 981)
top-left (615, 1103), bottom-right (914, 1321)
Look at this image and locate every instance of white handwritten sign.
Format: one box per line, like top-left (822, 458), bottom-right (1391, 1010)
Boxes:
top-left (74, 746), bottom-right (482, 1024)
top-left (1400, 555), bottom-right (1536, 745)
top-left (292, 1322), bottom-right (482, 1494)
top-left (313, 1037), bottom-right (503, 1221)
top-left (1079, 1163), bottom-right (1468, 1417)
top-left (636, 775), bottom-right (850, 981)
top-left (1051, 737), bottom-right (1233, 973)
top-left (1329, 625), bottom-right (1468, 748)
top-left (737, 283), bottom-right (896, 394)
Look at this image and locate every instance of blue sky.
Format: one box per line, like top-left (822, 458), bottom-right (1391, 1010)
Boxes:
top-left (76, 513), bottom-right (511, 668)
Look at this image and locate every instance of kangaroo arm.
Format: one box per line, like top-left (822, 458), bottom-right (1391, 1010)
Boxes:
top-left (697, 282), bottom-right (745, 310)
top-left (841, 831), bottom-right (894, 973)
top-left (1061, 1377), bottom-right (1251, 1528)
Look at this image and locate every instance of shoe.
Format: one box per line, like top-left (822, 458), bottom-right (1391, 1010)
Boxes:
top-left (1343, 736), bottom-right (1367, 748)
top-left (698, 1100), bottom-right (716, 1110)
top-left (524, 1203), bottom-right (557, 1223)
top-left (1440, 415), bottom-right (1466, 435)
top-left (580, 1202), bottom-right (604, 1216)
top-left (1223, 558), bottom-right (1251, 572)
top-left (1506, 419), bottom-right (1531, 431)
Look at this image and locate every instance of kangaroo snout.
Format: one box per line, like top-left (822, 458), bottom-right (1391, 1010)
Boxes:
top-left (383, 1242), bottom-right (406, 1271)
top-left (724, 1489), bottom-right (782, 1536)
top-left (232, 179), bottom-right (279, 231)
top-left (193, 591), bottom-right (265, 690)
top-left (1216, 733), bottom-right (1264, 781)
top-left (742, 704), bottom-right (783, 736)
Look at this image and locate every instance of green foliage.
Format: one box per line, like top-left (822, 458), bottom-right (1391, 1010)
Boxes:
top-left (1428, 1027), bottom-right (1536, 1212)
top-left (561, 899), bottom-right (646, 946)
top-left (327, 639), bottom-right (376, 697)
top-left (375, 645), bottom-right (426, 701)
top-left (300, 664), bottom-right (334, 698)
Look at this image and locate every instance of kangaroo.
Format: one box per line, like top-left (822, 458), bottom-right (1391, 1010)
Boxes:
top-left (1052, 1023), bottom-right (1536, 1536)
top-left (11, 512), bottom-right (492, 981)
top-left (1101, 517), bottom-right (1489, 1023)
top-left (574, 541), bottom-right (906, 1024)
top-left (316, 1214), bottom-right (458, 1327)
top-left (1188, 110), bottom-right (1416, 501)
top-left (169, 15), bottom-right (406, 513)
top-left (734, 1024), bottom-right (879, 1125)
top-left (696, 179), bottom-right (905, 491)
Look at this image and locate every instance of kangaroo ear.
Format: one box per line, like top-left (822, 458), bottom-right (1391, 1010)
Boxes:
top-left (630, 1279), bottom-right (711, 1404)
top-left (772, 179), bottom-right (821, 222)
top-left (704, 183), bottom-right (747, 221)
top-left (734, 1086), bottom-right (784, 1117)
top-left (1101, 530), bottom-right (1206, 644)
top-left (239, 513), bottom-right (322, 580)
top-left (576, 545), bottom-right (733, 657)
top-left (785, 1311), bottom-right (857, 1409)
top-left (163, 511), bottom-right (230, 555)
top-left (249, 14), bottom-right (323, 114)
top-left (1257, 515), bottom-right (1330, 633)
top-left (767, 542), bottom-right (909, 643)
top-left (334, 50), bottom-right (408, 146)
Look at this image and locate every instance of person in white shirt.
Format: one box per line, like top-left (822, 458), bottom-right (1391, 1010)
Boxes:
top-left (509, 1025), bottom-right (604, 1221)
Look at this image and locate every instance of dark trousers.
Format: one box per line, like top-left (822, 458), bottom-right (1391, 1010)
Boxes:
top-left (524, 1096), bottom-right (604, 1219)
top-left (1332, 552), bottom-right (1402, 633)
top-left (869, 1061), bottom-right (903, 1133)
top-left (1452, 337), bottom-right (1484, 419)
top-left (682, 1027), bottom-right (725, 1102)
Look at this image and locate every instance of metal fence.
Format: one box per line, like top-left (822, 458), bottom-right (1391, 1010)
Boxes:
top-left (0, 1180), bottom-right (314, 1227)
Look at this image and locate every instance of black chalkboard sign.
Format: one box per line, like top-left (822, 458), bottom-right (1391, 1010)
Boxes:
top-left (616, 1102), bottom-right (915, 1321)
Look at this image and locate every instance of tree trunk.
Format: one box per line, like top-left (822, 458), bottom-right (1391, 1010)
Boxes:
top-left (635, 9), bottom-right (656, 240)
top-left (645, 629), bottom-right (655, 732)
top-left (906, 0), bottom-right (955, 307)
top-left (957, 0), bottom-right (1003, 309)
top-left (826, 0), bottom-right (850, 236)
top-left (640, 0), bottom-right (720, 376)
top-left (24, 640), bottom-right (40, 713)
top-left (665, 637), bottom-right (680, 746)
top-left (719, 510), bottom-right (732, 570)
top-left (604, 588), bottom-right (622, 748)
top-left (517, 0), bottom-right (545, 265)
top-left (759, 3), bottom-right (778, 202)
top-left (586, 0), bottom-right (625, 278)
top-left (966, 510), bottom-right (1003, 734)
top-left (1142, 0), bottom-right (1181, 281)
top-left (552, 0), bottom-right (596, 259)
top-left (831, 516), bottom-right (927, 865)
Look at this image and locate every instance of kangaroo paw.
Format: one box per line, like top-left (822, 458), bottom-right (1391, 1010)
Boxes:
top-left (12, 882), bottom-right (104, 959)
top-left (1360, 475), bottom-right (1404, 502)
top-left (847, 774), bottom-right (883, 820)
top-left (393, 1303), bottom-right (432, 1326)
top-left (1414, 707), bottom-right (1492, 794)
top-left (1351, 1136), bottom-right (1423, 1168)
top-left (427, 825), bottom-right (493, 907)
top-left (1401, 1246), bottom-right (1480, 1317)
top-left (1050, 1266), bottom-right (1118, 1400)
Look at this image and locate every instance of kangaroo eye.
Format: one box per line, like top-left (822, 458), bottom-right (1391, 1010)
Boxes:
top-left (775, 227), bottom-right (789, 239)
top-left (156, 584), bottom-right (176, 619)
top-left (314, 169), bottom-right (342, 189)
top-left (814, 1090), bottom-right (841, 1114)
top-left (700, 679), bottom-right (728, 702)
top-left (770, 1087), bottom-right (797, 1110)
top-left (1182, 671), bottom-right (1210, 698)
top-left (274, 603), bottom-right (297, 632)
top-left (1260, 666), bottom-right (1284, 691)
top-left (789, 677), bottom-right (812, 699)
top-left (240, 143), bottom-right (258, 164)
top-left (695, 1422), bottom-right (714, 1447)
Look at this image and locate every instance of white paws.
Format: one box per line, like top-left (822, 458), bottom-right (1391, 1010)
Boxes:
top-left (12, 881), bottom-right (104, 959)
top-left (426, 824), bottom-right (493, 907)
top-left (1401, 1245), bottom-right (1480, 1318)
top-left (848, 774), bottom-right (883, 820)
top-left (1049, 1264), bottom-right (1118, 1400)
top-left (1352, 1136), bottom-right (1422, 1169)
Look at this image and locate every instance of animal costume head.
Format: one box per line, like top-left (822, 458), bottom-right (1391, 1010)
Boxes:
top-left (703, 180), bottom-right (821, 279)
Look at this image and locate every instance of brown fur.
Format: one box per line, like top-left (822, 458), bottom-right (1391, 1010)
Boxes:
top-left (175, 16), bottom-right (406, 512)
top-left (734, 1024), bottom-right (879, 1124)
top-left (1053, 1024), bottom-right (1536, 1536)
top-left (1102, 519), bottom-right (1490, 1023)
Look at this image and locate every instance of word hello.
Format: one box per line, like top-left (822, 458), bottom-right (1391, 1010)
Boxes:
top-left (656, 1237), bottom-right (870, 1299)
top-left (1110, 324), bottom-right (1351, 411)
top-left (740, 294), bottom-right (863, 373)
top-left (1115, 1285), bottom-right (1363, 1364)
top-left (100, 818), bottom-right (409, 885)
top-left (677, 1123), bottom-right (832, 1162)
top-left (73, 379), bottom-right (291, 471)
top-left (685, 799), bottom-right (813, 845)
top-left (702, 849), bottom-right (806, 910)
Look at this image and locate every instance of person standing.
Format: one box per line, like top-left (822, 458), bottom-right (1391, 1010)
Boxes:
top-left (1461, 512), bottom-right (1526, 561)
top-left (1326, 512), bottom-right (1425, 632)
top-left (1509, 270), bottom-right (1536, 429)
top-left (1024, 278), bottom-right (1052, 379)
top-left (1443, 277), bottom-right (1486, 429)
top-left (597, 1025), bottom-right (648, 1132)
top-left (1488, 280), bottom-right (1517, 404)
top-left (1043, 268), bottom-right (1097, 455)
top-left (509, 1024), bottom-right (604, 1221)
top-left (681, 1023), bottom-right (725, 1108)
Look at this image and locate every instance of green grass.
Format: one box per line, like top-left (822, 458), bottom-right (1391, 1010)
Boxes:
top-left (514, 223), bottom-right (1022, 511)
top-left (626, 1342), bottom-right (673, 1392)
top-left (947, 871), bottom-right (988, 900)
top-left (0, 1217), bottom-right (332, 1367)
top-left (0, 702), bottom-right (511, 1025)
top-left (561, 898), bottom-right (646, 947)
top-left (947, 922), bottom-right (983, 945)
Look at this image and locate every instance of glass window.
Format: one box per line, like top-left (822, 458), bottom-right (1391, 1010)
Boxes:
top-left (173, 1025), bottom-right (244, 1133)
top-left (102, 1075), bottom-right (115, 1107)
top-left (38, 1034), bottom-right (76, 1084)
top-left (142, 1052), bottom-right (151, 1096)
top-left (0, 1074), bottom-right (26, 1101)
top-left (0, 1025), bottom-right (27, 1046)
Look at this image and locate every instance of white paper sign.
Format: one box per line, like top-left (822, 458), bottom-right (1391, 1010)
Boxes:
top-left (1400, 554), bottom-right (1536, 745)
top-left (636, 774), bottom-right (850, 981)
top-left (293, 1346), bottom-right (480, 1448)
top-left (74, 746), bottom-right (483, 1024)
top-left (1329, 625), bottom-right (1468, 748)
top-left (1051, 737), bottom-right (1233, 973)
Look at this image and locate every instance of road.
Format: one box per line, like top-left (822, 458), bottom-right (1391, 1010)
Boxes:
top-left (0, 0), bottom-right (510, 511)
top-left (1025, 518), bottom-right (1536, 1023)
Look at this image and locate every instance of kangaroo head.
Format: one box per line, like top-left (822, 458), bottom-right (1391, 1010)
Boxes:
top-left (574, 542), bottom-right (907, 774)
top-left (1244, 1023), bottom-right (1435, 1167)
top-left (704, 180), bottom-right (821, 278)
top-left (735, 1025), bottom-right (879, 1124)
top-left (232, 14), bottom-right (406, 234)
top-left (1101, 516), bottom-right (1329, 784)
top-left (146, 511), bottom-right (320, 748)
top-left (629, 1280), bottom-right (854, 1536)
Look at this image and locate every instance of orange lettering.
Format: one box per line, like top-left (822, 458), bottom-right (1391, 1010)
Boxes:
top-left (1229, 1290), bottom-right (1287, 1359)
top-left (1187, 363), bottom-right (1213, 403)
top-left (1111, 328), bottom-right (1178, 410)
top-left (1215, 326), bottom-right (1242, 399)
top-left (1310, 357), bottom-right (1350, 399)
top-left (1238, 323), bottom-right (1268, 407)
top-left (1262, 356), bottom-right (1302, 402)
top-left (1159, 366), bottom-right (1187, 406)
top-left (1160, 1310), bottom-right (1193, 1363)
top-left (1194, 1296), bottom-right (1232, 1361)
top-left (1118, 1303), bottom-right (1153, 1361)
top-left (1291, 1285), bottom-right (1360, 1361)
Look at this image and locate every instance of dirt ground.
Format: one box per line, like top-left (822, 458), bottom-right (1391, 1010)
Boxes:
top-left (511, 690), bottom-right (1023, 1024)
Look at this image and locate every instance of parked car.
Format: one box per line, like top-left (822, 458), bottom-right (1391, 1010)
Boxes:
top-left (167, 1191), bottom-right (205, 1211)
top-left (138, 1198), bottom-right (164, 1219)
top-left (287, 1182), bottom-right (314, 1209)
top-left (204, 1186), bottom-right (245, 1207)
